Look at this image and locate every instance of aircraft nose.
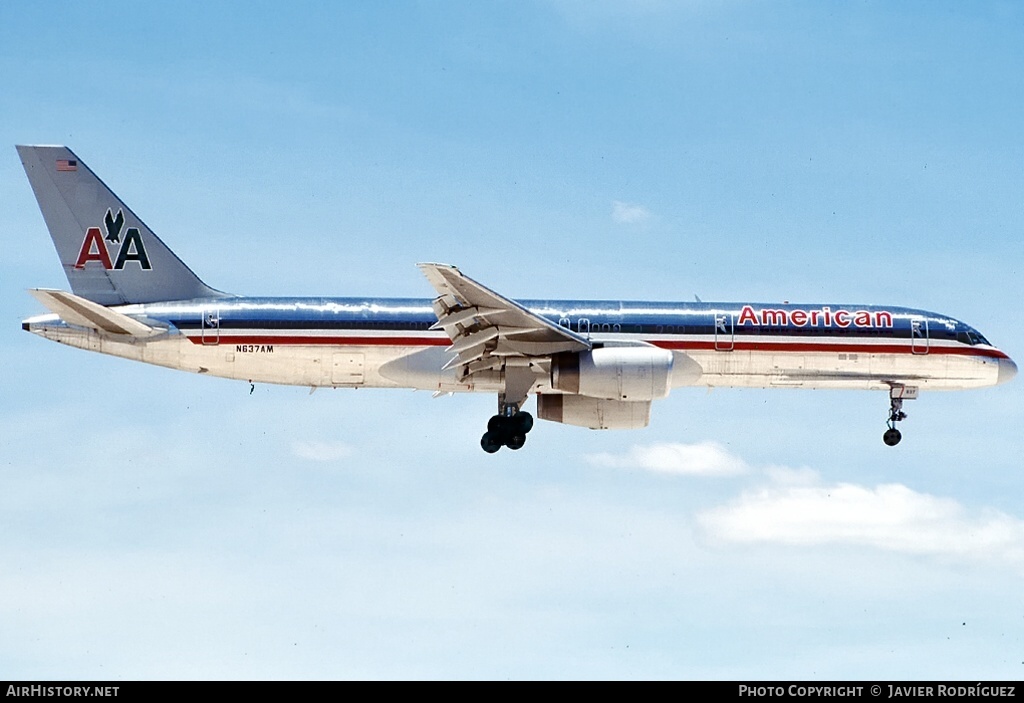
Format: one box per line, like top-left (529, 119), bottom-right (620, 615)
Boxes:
top-left (998, 356), bottom-right (1018, 385)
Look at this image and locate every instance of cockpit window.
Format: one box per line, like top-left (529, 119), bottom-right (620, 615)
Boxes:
top-left (958, 330), bottom-right (991, 346)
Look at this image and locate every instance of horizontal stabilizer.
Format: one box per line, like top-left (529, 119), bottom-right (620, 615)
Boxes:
top-left (29, 289), bottom-right (162, 337)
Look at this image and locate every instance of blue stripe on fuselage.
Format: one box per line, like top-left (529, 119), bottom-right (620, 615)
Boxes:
top-left (127, 296), bottom-right (988, 345)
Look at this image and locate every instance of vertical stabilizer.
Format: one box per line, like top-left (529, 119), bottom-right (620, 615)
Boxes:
top-left (17, 145), bottom-right (225, 305)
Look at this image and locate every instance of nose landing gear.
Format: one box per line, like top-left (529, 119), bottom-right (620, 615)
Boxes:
top-left (882, 385), bottom-right (917, 446)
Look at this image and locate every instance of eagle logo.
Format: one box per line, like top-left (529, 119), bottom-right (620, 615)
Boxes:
top-left (104, 208), bottom-right (124, 244)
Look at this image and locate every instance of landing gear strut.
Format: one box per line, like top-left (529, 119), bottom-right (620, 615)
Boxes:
top-left (481, 368), bottom-right (538, 453)
top-left (882, 385), bottom-right (916, 446)
top-left (481, 407), bottom-right (534, 453)
top-left (883, 397), bottom-right (905, 446)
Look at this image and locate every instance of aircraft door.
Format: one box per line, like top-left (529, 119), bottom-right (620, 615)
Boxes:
top-left (714, 313), bottom-right (734, 351)
top-left (201, 307), bottom-right (220, 345)
top-left (911, 318), bottom-right (929, 355)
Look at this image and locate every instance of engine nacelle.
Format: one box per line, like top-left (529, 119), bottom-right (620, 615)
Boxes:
top-left (537, 395), bottom-right (651, 429)
top-left (550, 346), bottom-right (673, 401)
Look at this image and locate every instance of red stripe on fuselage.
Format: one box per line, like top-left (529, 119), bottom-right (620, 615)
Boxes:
top-left (652, 340), bottom-right (1009, 359)
top-left (183, 333), bottom-right (1009, 359)
top-left (193, 335), bottom-right (450, 347)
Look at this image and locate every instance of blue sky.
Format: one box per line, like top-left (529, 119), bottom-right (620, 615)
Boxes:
top-left (1, 1), bottom-right (1022, 679)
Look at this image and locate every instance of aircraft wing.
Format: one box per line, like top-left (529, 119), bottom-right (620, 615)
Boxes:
top-left (417, 263), bottom-right (591, 380)
top-left (29, 289), bottom-right (163, 337)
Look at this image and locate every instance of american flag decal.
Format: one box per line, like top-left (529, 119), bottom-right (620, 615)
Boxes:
top-left (56, 159), bottom-right (77, 172)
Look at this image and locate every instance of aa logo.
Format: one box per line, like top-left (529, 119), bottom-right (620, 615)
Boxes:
top-left (73, 208), bottom-right (151, 270)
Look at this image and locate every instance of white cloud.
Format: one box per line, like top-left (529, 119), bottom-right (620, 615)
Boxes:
top-left (291, 440), bottom-right (354, 462)
top-left (762, 464), bottom-right (820, 486)
top-left (611, 200), bottom-right (651, 224)
top-left (586, 441), bottom-right (748, 476)
top-left (698, 479), bottom-right (1024, 563)
top-left (591, 439), bottom-right (1024, 565)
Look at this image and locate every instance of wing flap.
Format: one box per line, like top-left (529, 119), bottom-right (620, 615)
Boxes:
top-left (418, 263), bottom-right (591, 399)
top-left (430, 305), bottom-right (505, 330)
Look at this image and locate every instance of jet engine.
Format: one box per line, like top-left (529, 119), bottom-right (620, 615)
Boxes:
top-left (549, 346), bottom-right (674, 401)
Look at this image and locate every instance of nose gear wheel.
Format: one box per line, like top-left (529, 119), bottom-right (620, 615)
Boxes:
top-left (883, 396), bottom-right (907, 446)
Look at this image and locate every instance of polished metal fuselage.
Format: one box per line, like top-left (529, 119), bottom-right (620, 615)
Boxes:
top-left (23, 295), bottom-right (1017, 394)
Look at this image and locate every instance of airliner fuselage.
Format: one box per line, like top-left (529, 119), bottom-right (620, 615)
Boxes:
top-left (25, 295), bottom-right (1012, 393)
top-left (17, 145), bottom-right (1017, 451)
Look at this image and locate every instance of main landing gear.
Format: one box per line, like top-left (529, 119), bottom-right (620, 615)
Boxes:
top-left (882, 385), bottom-right (916, 446)
top-left (481, 409), bottom-right (534, 453)
top-left (482, 367), bottom-right (538, 453)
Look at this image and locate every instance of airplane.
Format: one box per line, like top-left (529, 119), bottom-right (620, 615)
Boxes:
top-left (17, 145), bottom-right (1017, 452)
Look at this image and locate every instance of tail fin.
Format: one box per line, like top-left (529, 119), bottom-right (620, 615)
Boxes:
top-left (17, 145), bottom-right (225, 306)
